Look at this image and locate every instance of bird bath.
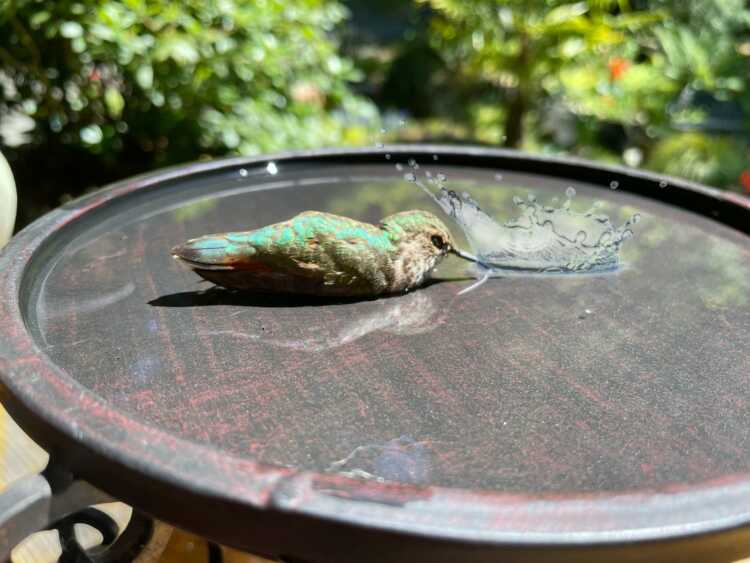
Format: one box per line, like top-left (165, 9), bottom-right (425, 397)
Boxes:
top-left (0, 146), bottom-right (748, 562)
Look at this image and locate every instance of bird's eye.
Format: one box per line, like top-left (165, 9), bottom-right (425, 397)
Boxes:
top-left (431, 235), bottom-right (445, 249)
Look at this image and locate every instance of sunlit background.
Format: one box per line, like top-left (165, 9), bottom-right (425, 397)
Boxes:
top-left (0, 0), bottom-right (748, 228)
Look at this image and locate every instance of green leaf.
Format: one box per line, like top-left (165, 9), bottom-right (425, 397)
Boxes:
top-left (29, 11), bottom-right (51, 29)
top-left (135, 65), bottom-right (153, 90)
top-left (90, 23), bottom-right (115, 41)
top-left (545, 2), bottom-right (588, 26)
top-left (105, 87), bottom-right (125, 118)
top-left (59, 21), bottom-right (84, 39)
top-left (163, 38), bottom-right (200, 64)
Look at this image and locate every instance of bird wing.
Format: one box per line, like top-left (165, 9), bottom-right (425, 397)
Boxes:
top-left (174, 212), bottom-right (395, 294)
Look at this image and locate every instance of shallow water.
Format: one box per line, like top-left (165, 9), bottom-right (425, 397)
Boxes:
top-left (27, 160), bottom-right (750, 493)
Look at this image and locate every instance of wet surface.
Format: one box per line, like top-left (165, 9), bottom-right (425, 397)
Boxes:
top-left (26, 161), bottom-right (750, 493)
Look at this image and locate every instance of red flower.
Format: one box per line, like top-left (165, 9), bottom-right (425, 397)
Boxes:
top-left (88, 68), bottom-right (101, 82)
top-left (739, 170), bottom-right (750, 194)
top-left (608, 58), bottom-right (630, 81)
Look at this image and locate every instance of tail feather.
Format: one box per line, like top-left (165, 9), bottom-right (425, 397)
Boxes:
top-left (172, 234), bottom-right (253, 271)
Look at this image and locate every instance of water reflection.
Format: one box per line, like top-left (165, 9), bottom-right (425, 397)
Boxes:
top-left (40, 282), bottom-right (135, 320)
top-left (185, 289), bottom-right (445, 352)
top-left (172, 198), bottom-right (219, 222)
top-left (327, 435), bottom-right (433, 484)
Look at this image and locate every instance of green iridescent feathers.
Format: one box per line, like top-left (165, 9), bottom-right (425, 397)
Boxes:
top-left (172, 210), bottom-right (457, 297)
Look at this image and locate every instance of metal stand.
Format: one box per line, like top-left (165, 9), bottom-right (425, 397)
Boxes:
top-left (0, 460), bottom-right (114, 562)
top-left (55, 508), bottom-right (153, 563)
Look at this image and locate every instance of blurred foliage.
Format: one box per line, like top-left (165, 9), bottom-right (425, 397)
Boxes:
top-left (645, 132), bottom-right (747, 187)
top-left (420, 0), bottom-right (662, 147)
top-left (0, 0), bottom-right (376, 225)
top-left (1, 0), bottom-right (749, 230)
top-left (558, 0), bottom-right (750, 129)
top-left (411, 0), bottom-right (749, 189)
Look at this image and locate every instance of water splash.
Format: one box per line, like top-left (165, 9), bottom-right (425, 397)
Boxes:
top-left (405, 170), bottom-right (639, 274)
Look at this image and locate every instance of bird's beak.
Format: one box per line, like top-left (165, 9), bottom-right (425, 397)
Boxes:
top-left (451, 247), bottom-right (489, 268)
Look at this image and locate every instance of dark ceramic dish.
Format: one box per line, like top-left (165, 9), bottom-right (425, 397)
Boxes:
top-left (0, 146), bottom-right (749, 562)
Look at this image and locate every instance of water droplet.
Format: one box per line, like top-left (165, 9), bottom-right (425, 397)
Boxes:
top-left (565, 186), bottom-right (576, 199)
top-left (266, 162), bottom-right (278, 175)
top-left (436, 173), bottom-right (447, 182)
top-left (238, 168), bottom-right (248, 177)
top-left (404, 172), bottom-right (416, 183)
top-left (395, 163), bottom-right (403, 171)
top-left (512, 196), bottom-right (523, 205)
top-left (578, 308), bottom-right (593, 319)
top-left (527, 193), bottom-right (537, 202)
top-left (575, 230), bottom-right (587, 242)
top-left (609, 181), bottom-right (619, 190)
top-left (385, 153), bottom-right (391, 160)
top-left (462, 191), bottom-right (471, 199)
top-left (659, 180), bottom-right (668, 188)
top-left (408, 159), bottom-right (419, 169)
top-left (425, 170), bottom-right (433, 178)
top-left (632, 213), bottom-right (641, 223)
top-left (433, 154), bottom-right (439, 161)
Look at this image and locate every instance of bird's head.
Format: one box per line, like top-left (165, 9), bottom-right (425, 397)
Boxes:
top-left (381, 210), bottom-right (481, 268)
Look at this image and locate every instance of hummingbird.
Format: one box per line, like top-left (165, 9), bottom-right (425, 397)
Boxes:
top-left (171, 210), bottom-right (482, 297)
